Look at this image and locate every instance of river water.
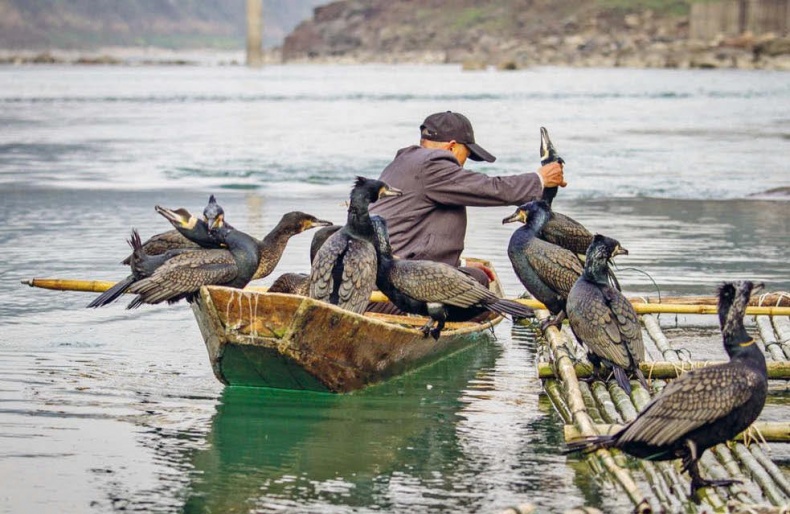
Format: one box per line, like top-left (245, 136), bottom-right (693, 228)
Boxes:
top-left (0, 63), bottom-right (788, 513)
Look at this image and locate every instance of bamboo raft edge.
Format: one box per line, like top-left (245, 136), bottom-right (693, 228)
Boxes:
top-left (537, 361), bottom-right (790, 380)
top-left (564, 422), bottom-right (790, 443)
top-left (20, 278), bottom-right (790, 315)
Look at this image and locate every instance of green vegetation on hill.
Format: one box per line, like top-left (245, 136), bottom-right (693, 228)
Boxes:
top-left (0, 0), bottom-right (327, 50)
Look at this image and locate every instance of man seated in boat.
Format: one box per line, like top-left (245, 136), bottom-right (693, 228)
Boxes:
top-left (367, 110), bottom-right (565, 313)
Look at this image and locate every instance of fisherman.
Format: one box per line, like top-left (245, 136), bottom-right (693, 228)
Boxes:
top-left (370, 110), bottom-right (566, 284)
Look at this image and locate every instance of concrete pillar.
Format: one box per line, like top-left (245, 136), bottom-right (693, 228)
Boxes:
top-left (246, 0), bottom-right (263, 67)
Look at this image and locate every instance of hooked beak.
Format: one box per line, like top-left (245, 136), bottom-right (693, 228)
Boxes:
top-left (379, 185), bottom-right (403, 198)
top-left (611, 244), bottom-right (629, 257)
top-left (155, 205), bottom-right (190, 227)
top-left (309, 218), bottom-right (334, 229)
top-left (502, 209), bottom-right (526, 225)
top-left (206, 213), bottom-right (224, 230)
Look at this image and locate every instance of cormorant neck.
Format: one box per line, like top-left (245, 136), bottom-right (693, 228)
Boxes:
top-left (526, 208), bottom-right (550, 235)
top-left (582, 257), bottom-right (611, 285)
top-left (725, 325), bottom-right (767, 372)
top-left (347, 201), bottom-right (374, 238)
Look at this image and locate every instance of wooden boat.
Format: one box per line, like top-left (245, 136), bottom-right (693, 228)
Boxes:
top-left (190, 258), bottom-right (506, 393)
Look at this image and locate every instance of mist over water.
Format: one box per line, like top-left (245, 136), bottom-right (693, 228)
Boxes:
top-left (0, 63), bottom-right (787, 513)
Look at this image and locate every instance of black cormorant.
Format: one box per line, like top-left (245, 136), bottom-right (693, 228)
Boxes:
top-left (88, 205), bottom-right (222, 308)
top-left (125, 220), bottom-right (260, 308)
top-left (120, 195), bottom-right (227, 265)
top-left (309, 177), bottom-right (402, 314)
top-left (267, 223), bottom-right (341, 296)
top-left (503, 200), bottom-right (583, 329)
top-left (250, 211), bottom-right (333, 281)
top-left (566, 234), bottom-right (646, 394)
top-left (565, 281), bottom-right (768, 497)
top-left (371, 216), bottom-right (533, 339)
top-left (538, 126), bottom-right (565, 208)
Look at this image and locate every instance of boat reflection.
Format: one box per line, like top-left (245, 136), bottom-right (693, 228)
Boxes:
top-left (180, 340), bottom-right (502, 512)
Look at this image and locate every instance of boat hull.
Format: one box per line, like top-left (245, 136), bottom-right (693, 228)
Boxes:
top-left (191, 283), bottom-right (503, 393)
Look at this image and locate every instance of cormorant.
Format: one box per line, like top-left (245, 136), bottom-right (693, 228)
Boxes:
top-left (120, 195), bottom-right (227, 265)
top-left (502, 200), bottom-right (583, 329)
top-left (371, 215), bottom-right (534, 339)
top-left (566, 234), bottom-right (646, 394)
top-left (267, 223), bottom-right (342, 296)
top-left (250, 211), bottom-right (333, 281)
top-left (88, 206), bottom-right (222, 308)
top-left (538, 126), bottom-right (565, 208)
top-left (125, 219), bottom-right (260, 308)
top-left (565, 281), bottom-right (768, 497)
top-left (309, 177), bottom-right (402, 314)
top-left (535, 127), bottom-right (598, 259)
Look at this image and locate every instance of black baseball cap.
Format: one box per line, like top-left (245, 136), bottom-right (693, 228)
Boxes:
top-left (419, 111), bottom-right (496, 162)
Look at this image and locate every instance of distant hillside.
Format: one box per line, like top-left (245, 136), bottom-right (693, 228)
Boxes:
top-left (0, 0), bottom-right (327, 50)
top-left (282, 0), bottom-right (790, 70)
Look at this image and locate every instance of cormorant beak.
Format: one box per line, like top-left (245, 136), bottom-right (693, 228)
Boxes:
top-left (379, 186), bottom-right (403, 198)
top-left (502, 209), bottom-right (526, 225)
top-left (305, 218), bottom-right (333, 230)
top-left (155, 205), bottom-right (192, 228)
top-left (207, 213), bottom-right (224, 230)
top-left (612, 244), bottom-right (629, 257)
top-left (539, 126), bottom-right (565, 166)
top-left (751, 282), bottom-right (765, 296)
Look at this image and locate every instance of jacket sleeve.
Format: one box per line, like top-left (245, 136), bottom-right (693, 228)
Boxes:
top-left (421, 151), bottom-right (543, 207)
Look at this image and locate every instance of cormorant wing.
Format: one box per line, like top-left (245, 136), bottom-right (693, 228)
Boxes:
top-left (388, 260), bottom-right (495, 308)
top-left (617, 364), bottom-right (764, 447)
top-left (121, 230), bottom-right (198, 264)
top-left (127, 249), bottom-right (237, 304)
top-left (309, 231), bottom-right (376, 314)
top-left (568, 281), bottom-right (635, 369)
top-left (602, 285), bottom-right (645, 362)
top-left (524, 239), bottom-right (584, 295)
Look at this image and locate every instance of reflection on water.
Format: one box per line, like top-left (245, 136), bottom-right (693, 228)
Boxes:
top-left (0, 61), bottom-right (787, 512)
top-left (178, 342), bottom-right (503, 513)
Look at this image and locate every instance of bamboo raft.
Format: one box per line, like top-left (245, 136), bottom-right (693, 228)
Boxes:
top-left (532, 292), bottom-right (790, 513)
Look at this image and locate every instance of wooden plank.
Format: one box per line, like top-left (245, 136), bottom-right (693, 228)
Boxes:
top-left (565, 422), bottom-right (790, 443)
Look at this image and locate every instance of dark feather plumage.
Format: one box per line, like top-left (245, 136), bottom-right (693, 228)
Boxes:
top-left (309, 177), bottom-right (402, 314)
top-left (120, 195), bottom-right (228, 265)
top-left (565, 281), bottom-right (768, 497)
top-left (372, 216), bottom-right (533, 339)
top-left (503, 200), bottom-right (583, 329)
top-left (125, 222), bottom-right (260, 308)
top-left (566, 234), bottom-right (644, 394)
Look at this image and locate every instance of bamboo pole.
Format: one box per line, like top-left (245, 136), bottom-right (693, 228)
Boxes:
top-left (24, 278), bottom-right (790, 316)
top-left (756, 316), bottom-right (786, 362)
top-left (731, 443), bottom-right (790, 506)
top-left (537, 310), bottom-right (651, 510)
top-left (564, 422), bottom-right (790, 443)
top-left (770, 315), bottom-right (790, 360)
top-left (750, 444), bottom-right (790, 498)
top-left (537, 361), bottom-right (790, 380)
top-left (642, 314), bottom-right (683, 362)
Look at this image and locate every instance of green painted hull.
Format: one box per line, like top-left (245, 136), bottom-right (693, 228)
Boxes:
top-left (191, 281), bottom-right (504, 393)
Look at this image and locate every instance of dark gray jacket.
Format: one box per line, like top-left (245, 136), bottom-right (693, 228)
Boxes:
top-left (369, 145), bottom-right (544, 266)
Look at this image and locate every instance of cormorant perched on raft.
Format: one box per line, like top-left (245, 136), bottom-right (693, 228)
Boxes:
top-left (565, 281), bottom-right (768, 497)
top-left (371, 215), bottom-right (534, 339)
top-left (88, 205), bottom-right (225, 308)
top-left (309, 177), bottom-right (402, 314)
top-left (566, 234), bottom-right (646, 394)
top-left (502, 200), bottom-right (584, 330)
top-left (120, 195), bottom-right (228, 265)
top-left (124, 214), bottom-right (261, 307)
top-left (268, 224), bottom-right (340, 296)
